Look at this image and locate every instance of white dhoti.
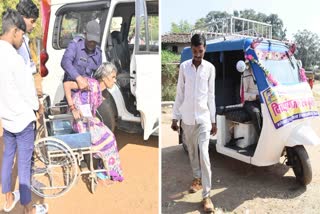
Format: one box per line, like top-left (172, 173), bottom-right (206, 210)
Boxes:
top-left (182, 121), bottom-right (212, 198)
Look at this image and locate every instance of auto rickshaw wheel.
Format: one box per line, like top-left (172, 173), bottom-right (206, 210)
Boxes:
top-left (286, 146), bottom-right (312, 186)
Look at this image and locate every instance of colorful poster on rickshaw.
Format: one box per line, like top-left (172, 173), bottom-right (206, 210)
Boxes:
top-left (262, 82), bottom-right (319, 129)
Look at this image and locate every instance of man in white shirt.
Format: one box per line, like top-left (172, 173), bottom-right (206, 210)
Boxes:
top-left (242, 61), bottom-right (261, 134)
top-left (171, 34), bottom-right (216, 213)
top-left (16, 0), bottom-right (39, 75)
top-left (0, 8), bottom-right (48, 214)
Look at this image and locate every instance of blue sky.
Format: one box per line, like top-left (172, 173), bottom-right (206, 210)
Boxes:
top-left (161, 0), bottom-right (320, 40)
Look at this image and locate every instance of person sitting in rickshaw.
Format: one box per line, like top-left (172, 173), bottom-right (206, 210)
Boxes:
top-left (241, 61), bottom-right (262, 135)
top-left (63, 62), bottom-right (124, 184)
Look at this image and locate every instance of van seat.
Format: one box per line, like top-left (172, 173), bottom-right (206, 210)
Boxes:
top-left (110, 31), bottom-right (130, 72)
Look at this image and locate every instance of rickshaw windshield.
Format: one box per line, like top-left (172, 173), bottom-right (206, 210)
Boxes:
top-left (260, 58), bottom-right (300, 85)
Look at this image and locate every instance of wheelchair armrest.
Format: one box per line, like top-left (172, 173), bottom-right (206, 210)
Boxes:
top-left (48, 114), bottom-right (73, 121)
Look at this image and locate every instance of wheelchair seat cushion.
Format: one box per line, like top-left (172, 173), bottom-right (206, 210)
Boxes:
top-left (53, 132), bottom-right (91, 149)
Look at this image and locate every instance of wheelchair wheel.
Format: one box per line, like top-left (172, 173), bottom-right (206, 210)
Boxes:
top-left (31, 137), bottom-right (78, 198)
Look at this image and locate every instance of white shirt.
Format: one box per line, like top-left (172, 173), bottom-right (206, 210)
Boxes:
top-left (172, 59), bottom-right (216, 125)
top-left (17, 35), bottom-right (37, 74)
top-left (0, 40), bottom-right (39, 133)
top-left (242, 68), bottom-right (259, 101)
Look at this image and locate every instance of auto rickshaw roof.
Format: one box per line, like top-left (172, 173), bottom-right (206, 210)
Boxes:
top-left (181, 37), bottom-right (289, 63)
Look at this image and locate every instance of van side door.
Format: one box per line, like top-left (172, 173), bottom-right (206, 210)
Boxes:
top-left (131, 0), bottom-right (159, 140)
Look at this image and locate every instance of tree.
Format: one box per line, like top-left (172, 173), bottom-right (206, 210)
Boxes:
top-left (0, 0), bottom-right (41, 39)
top-left (170, 20), bottom-right (193, 33)
top-left (200, 11), bottom-right (230, 32)
top-left (196, 9), bottom-right (286, 40)
top-left (129, 15), bottom-right (159, 44)
top-left (235, 10), bottom-right (286, 40)
top-left (265, 14), bottom-right (286, 40)
top-left (194, 18), bottom-right (206, 29)
top-left (293, 30), bottom-right (320, 69)
top-left (204, 11), bottom-right (230, 23)
top-left (161, 50), bottom-right (180, 101)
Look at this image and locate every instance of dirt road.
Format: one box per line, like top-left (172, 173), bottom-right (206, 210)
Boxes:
top-left (0, 127), bottom-right (159, 214)
top-left (162, 96), bottom-right (320, 213)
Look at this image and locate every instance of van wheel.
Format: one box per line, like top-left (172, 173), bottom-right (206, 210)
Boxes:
top-left (286, 146), bottom-right (312, 186)
top-left (97, 95), bottom-right (117, 132)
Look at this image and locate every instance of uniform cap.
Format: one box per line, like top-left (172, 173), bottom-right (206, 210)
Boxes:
top-left (86, 20), bottom-right (100, 43)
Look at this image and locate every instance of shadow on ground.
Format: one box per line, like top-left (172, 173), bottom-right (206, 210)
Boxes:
top-left (162, 144), bottom-right (305, 214)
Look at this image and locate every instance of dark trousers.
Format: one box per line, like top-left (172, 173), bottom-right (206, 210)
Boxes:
top-left (1, 122), bottom-right (35, 205)
top-left (243, 100), bottom-right (261, 135)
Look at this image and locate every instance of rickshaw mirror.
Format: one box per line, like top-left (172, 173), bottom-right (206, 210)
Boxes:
top-left (236, 60), bottom-right (246, 73)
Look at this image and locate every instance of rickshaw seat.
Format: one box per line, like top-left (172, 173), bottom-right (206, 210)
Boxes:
top-left (217, 105), bottom-right (251, 123)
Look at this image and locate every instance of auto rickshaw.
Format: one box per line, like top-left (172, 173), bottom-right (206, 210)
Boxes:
top-left (179, 17), bottom-right (320, 186)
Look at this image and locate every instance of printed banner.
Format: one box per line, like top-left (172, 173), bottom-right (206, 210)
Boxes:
top-left (262, 82), bottom-right (319, 129)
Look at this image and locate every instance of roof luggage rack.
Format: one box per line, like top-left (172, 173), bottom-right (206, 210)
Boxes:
top-left (192, 16), bottom-right (272, 40)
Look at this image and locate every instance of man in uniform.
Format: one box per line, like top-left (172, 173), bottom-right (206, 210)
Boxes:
top-left (61, 20), bottom-right (102, 90)
top-left (242, 61), bottom-right (261, 134)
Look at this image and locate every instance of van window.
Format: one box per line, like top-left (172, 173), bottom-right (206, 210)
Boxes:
top-left (129, 15), bottom-right (158, 52)
top-left (110, 17), bottom-right (123, 32)
top-left (53, 4), bottom-right (108, 49)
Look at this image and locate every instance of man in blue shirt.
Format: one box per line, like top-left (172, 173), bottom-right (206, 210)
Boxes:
top-left (61, 20), bottom-right (102, 90)
top-left (16, 0), bottom-right (39, 75)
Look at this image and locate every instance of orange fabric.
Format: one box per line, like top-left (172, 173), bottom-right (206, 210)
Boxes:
top-left (40, 0), bottom-right (51, 49)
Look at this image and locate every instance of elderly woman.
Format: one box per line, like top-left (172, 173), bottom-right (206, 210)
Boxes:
top-left (63, 62), bottom-right (123, 182)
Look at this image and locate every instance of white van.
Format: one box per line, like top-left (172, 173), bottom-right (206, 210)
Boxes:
top-left (41, 0), bottom-right (160, 140)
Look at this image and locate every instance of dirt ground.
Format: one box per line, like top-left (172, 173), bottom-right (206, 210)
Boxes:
top-left (0, 126), bottom-right (159, 214)
top-left (162, 82), bottom-right (320, 214)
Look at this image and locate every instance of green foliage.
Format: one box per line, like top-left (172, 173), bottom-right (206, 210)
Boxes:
top-left (162, 49), bottom-right (180, 64)
top-left (162, 50), bottom-right (180, 101)
top-left (194, 18), bottom-right (205, 28)
top-left (129, 15), bottom-right (159, 44)
top-left (0, 0), bottom-right (41, 39)
top-left (170, 20), bottom-right (193, 33)
top-left (294, 30), bottom-right (320, 69)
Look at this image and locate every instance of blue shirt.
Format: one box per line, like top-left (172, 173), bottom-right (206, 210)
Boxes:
top-left (17, 35), bottom-right (37, 74)
top-left (61, 37), bottom-right (102, 82)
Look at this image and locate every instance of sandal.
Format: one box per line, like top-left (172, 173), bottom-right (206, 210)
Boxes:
top-left (33, 203), bottom-right (49, 214)
top-left (3, 190), bottom-right (20, 212)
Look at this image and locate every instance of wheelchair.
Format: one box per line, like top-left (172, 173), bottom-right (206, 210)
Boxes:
top-left (31, 95), bottom-right (108, 198)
